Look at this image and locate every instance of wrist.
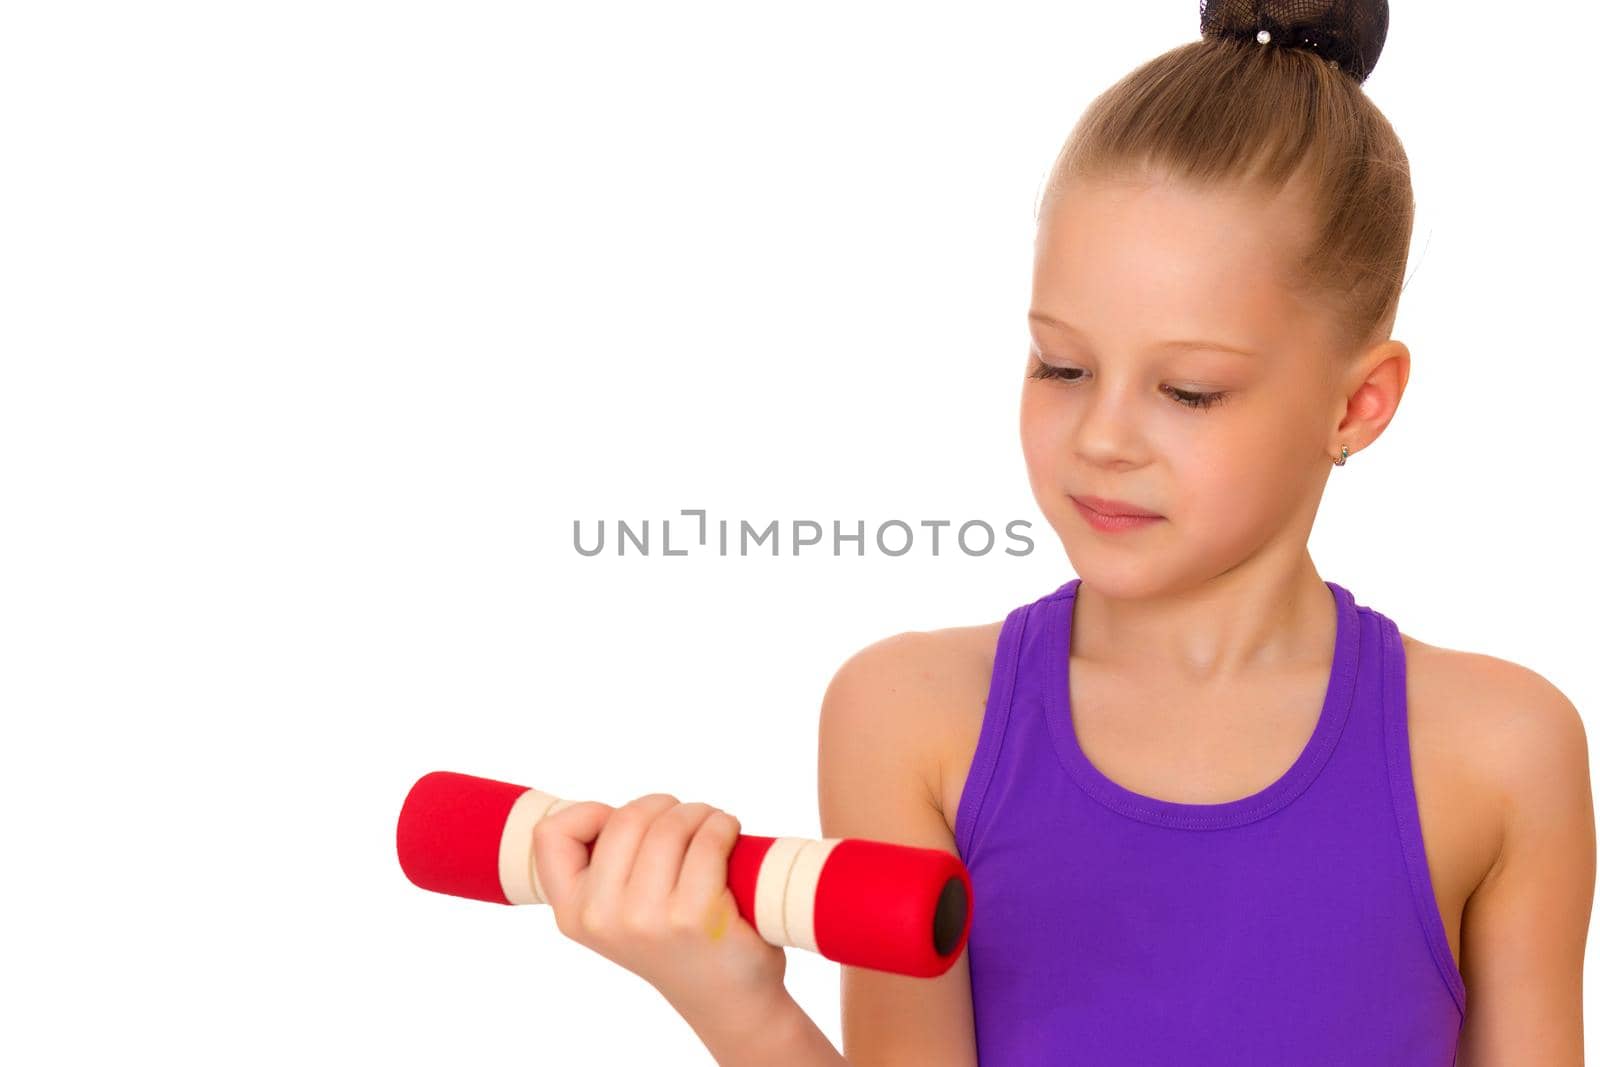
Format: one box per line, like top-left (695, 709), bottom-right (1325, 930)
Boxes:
top-left (672, 985), bottom-right (819, 1065)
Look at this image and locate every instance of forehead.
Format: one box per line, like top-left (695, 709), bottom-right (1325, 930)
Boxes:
top-left (1032, 174), bottom-right (1318, 342)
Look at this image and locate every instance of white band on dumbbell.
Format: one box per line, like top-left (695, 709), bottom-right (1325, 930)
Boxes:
top-left (501, 788), bottom-right (578, 905)
top-left (753, 836), bottom-right (842, 953)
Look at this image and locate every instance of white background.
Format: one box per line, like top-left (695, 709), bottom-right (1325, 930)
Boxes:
top-left (3, 1), bottom-right (1596, 1062)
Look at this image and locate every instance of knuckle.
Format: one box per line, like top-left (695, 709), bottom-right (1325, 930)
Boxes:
top-left (666, 905), bottom-right (702, 935)
top-left (577, 904), bottom-right (608, 935)
top-left (608, 810), bottom-right (644, 832)
top-left (668, 802), bottom-right (714, 830)
top-left (701, 810), bottom-right (737, 834)
top-left (616, 793), bottom-right (677, 825)
top-left (619, 906), bottom-right (657, 937)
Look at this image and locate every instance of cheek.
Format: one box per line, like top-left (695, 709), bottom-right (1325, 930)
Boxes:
top-left (1019, 387), bottom-right (1067, 478)
top-left (1165, 415), bottom-right (1302, 521)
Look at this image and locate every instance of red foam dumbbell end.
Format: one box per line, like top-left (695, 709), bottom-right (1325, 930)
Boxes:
top-left (811, 837), bottom-right (973, 977)
top-left (397, 770), bottom-right (527, 904)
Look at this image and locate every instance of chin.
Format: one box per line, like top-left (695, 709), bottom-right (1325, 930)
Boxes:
top-left (1061, 550), bottom-right (1176, 602)
top-left (1077, 570), bottom-right (1167, 603)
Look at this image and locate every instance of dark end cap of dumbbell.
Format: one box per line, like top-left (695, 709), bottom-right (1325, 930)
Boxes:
top-left (932, 875), bottom-right (969, 957)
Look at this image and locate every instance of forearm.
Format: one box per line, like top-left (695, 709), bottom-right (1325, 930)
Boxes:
top-left (674, 987), bottom-right (848, 1067)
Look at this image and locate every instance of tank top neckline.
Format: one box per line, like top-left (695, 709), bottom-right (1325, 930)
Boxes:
top-left (1044, 577), bottom-right (1361, 830)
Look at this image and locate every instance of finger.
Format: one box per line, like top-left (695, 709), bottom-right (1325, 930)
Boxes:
top-left (671, 811), bottom-right (742, 932)
top-left (530, 800), bottom-right (613, 914)
top-left (626, 802), bottom-right (718, 908)
top-left (584, 793), bottom-right (680, 912)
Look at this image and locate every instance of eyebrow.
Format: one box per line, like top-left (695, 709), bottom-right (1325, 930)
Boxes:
top-left (1028, 310), bottom-right (1260, 359)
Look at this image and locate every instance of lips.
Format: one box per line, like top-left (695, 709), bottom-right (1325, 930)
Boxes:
top-left (1071, 494), bottom-right (1162, 518)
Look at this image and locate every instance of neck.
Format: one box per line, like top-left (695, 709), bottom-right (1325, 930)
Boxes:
top-left (1071, 555), bottom-right (1335, 684)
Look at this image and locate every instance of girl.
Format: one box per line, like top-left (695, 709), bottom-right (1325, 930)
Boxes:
top-left (534, 1), bottom-right (1594, 1063)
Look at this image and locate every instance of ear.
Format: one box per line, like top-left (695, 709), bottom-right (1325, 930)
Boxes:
top-left (1330, 338), bottom-right (1409, 459)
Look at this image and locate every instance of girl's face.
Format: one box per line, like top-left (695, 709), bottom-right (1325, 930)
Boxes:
top-left (1023, 173), bottom-right (1355, 596)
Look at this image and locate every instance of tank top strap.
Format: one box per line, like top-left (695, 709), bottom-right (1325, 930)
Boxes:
top-left (952, 595), bottom-right (1035, 859)
top-left (1378, 605), bottom-right (1470, 1014)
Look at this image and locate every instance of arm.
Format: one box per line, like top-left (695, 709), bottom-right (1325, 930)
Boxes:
top-left (1456, 669), bottom-right (1595, 1065)
top-left (818, 631), bottom-right (982, 1066)
top-left (673, 987), bottom-right (849, 1067)
top-left (678, 627), bottom-right (985, 1066)
top-left (681, 627), bottom-right (992, 1067)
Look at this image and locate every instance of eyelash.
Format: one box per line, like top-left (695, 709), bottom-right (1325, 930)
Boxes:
top-left (1027, 362), bottom-right (1232, 411)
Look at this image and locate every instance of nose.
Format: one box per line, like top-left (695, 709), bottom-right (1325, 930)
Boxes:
top-left (1072, 377), bottom-right (1148, 469)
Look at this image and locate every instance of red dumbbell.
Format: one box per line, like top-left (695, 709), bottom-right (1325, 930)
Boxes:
top-left (396, 770), bottom-right (972, 978)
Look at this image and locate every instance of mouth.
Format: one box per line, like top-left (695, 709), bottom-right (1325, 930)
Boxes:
top-left (1069, 494), bottom-right (1162, 519)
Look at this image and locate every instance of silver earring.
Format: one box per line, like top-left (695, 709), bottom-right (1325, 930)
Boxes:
top-left (1333, 445), bottom-right (1349, 466)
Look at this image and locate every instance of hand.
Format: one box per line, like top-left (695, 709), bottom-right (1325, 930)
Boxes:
top-left (531, 793), bottom-right (789, 1023)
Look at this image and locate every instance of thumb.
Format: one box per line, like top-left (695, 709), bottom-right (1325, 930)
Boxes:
top-left (531, 800), bottom-right (613, 912)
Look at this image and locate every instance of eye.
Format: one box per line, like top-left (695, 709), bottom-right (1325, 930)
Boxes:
top-left (1027, 361), bottom-right (1084, 384)
top-left (1164, 385), bottom-right (1231, 410)
top-left (1027, 360), bottom-right (1231, 411)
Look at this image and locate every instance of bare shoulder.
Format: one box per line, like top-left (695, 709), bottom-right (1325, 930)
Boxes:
top-left (1402, 631), bottom-right (1590, 842)
top-left (821, 621), bottom-right (1004, 832)
top-left (1401, 633), bottom-right (1594, 1059)
top-left (1402, 631), bottom-right (1593, 901)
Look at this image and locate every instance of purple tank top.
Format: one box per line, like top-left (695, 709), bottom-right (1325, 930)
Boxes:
top-left (954, 578), bottom-right (1466, 1064)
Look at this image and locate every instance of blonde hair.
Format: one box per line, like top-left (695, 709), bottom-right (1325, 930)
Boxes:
top-left (1041, 35), bottom-right (1413, 354)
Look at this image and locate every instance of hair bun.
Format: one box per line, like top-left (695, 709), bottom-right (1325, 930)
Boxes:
top-left (1199, 0), bottom-right (1390, 84)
